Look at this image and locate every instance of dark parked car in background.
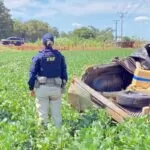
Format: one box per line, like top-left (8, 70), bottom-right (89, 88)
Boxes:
top-left (1, 37), bottom-right (24, 46)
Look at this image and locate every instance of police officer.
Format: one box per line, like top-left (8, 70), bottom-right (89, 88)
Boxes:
top-left (28, 33), bottom-right (68, 127)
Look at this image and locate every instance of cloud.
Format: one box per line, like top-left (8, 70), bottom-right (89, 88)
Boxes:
top-left (4, 0), bottom-right (132, 17)
top-left (53, 1), bottom-right (118, 16)
top-left (3, 0), bottom-right (150, 20)
top-left (4, 0), bottom-right (58, 20)
top-left (134, 16), bottom-right (150, 22)
top-left (4, 0), bottom-right (30, 9)
top-left (33, 10), bottom-right (58, 19)
top-left (50, 0), bottom-right (150, 16)
top-left (72, 23), bottom-right (83, 28)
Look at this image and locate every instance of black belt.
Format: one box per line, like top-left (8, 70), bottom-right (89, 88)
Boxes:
top-left (39, 83), bottom-right (46, 85)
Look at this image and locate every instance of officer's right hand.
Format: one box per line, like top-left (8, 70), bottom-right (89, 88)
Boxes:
top-left (61, 80), bottom-right (66, 88)
top-left (30, 90), bottom-right (35, 97)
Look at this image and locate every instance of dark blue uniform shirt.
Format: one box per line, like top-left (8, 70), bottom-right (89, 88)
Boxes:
top-left (28, 48), bottom-right (68, 90)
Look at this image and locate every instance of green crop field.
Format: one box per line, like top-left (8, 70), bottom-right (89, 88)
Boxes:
top-left (0, 49), bottom-right (150, 150)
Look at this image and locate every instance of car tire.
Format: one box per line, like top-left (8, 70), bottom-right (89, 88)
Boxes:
top-left (116, 91), bottom-right (150, 108)
top-left (15, 42), bottom-right (21, 46)
top-left (3, 42), bottom-right (9, 45)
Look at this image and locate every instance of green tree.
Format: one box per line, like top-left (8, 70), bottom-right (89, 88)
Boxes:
top-left (123, 36), bottom-right (132, 42)
top-left (25, 20), bottom-right (49, 42)
top-left (97, 28), bottom-right (114, 41)
top-left (60, 31), bottom-right (67, 37)
top-left (12, 20), bottom-right (26, 39)
top-left (12, 19), bottom-right (60, 42)
top-left (0, 0), bottom-right (13, 39)
top-left (88, 26), bottom-right (100, 37)
top-left (72, 27), bottom-right (96, 39)
top-left (48, 27), bottom-right (59, 37)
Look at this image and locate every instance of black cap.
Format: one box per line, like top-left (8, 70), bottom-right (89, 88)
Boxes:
top-left (42, 33), bottom-right (54, 45)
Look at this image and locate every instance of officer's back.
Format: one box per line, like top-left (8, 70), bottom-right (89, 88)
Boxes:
top-left (28, 33), bottom-right (67, 127)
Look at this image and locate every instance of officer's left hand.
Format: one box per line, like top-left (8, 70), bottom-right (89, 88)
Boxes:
top-left (30, 90), bottom-right (35, 97)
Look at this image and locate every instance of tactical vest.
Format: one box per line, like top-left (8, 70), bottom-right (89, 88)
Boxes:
top-left (39, 50), bottom-right (62, 78)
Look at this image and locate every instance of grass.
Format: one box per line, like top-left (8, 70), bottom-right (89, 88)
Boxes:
top-left (1, 48), bottom-right (150, 150)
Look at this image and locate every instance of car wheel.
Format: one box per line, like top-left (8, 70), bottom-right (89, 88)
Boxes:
top-left (3, 42), bottom-right (9, 45)
top-left (116, 91), bottom-right (150, 108)
top-left (15, 42), bottom-right (21, 46)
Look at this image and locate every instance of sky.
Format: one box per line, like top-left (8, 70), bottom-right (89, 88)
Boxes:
top-left (3, 0), bottom-right (150, 40)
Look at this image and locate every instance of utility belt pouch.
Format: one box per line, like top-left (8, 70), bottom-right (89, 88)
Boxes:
top-left (37, 77), bottom-right (62, 87)
top-left (37, 76), bottom-right (47, 84)
top-left (54, 78), bottom-right (62, 87)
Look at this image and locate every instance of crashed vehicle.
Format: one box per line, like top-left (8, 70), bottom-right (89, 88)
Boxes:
top-left (68, 44), bottom-right (150, 123)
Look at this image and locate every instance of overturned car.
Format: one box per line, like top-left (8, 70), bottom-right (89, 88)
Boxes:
top-left (68, 44), bottom-right (150, 123)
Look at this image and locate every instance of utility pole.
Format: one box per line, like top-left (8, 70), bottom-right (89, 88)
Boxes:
top-left (113, 20), bottom-right (119, 41)
top-left (119, 12), bottom-right (126, 41)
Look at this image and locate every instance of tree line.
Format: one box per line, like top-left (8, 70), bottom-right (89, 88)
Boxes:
top-left (0, 0), bottom-right (114, 42)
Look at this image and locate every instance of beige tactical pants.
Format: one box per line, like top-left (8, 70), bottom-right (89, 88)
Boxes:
top-left (35, 85), bottom-right (62, 127)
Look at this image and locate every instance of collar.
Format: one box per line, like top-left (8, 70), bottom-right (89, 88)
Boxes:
top-left (39, 48), bottom-right (53, 53)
